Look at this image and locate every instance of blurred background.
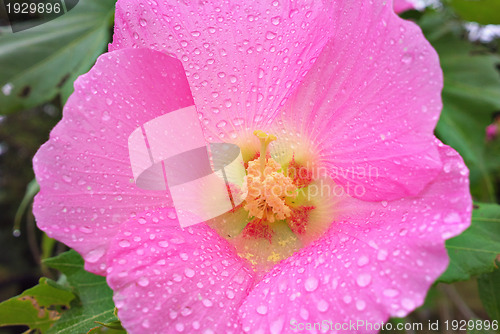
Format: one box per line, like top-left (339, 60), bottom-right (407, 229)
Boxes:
top-left (0, 0), bottom-right (499, 333)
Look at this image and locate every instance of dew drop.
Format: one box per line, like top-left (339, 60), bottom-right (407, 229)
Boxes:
top-left (119, 240), bottom-right (130, 248)
top-left (444, 212), bottom-right (461, 224)
top-left (217, 120), bottom-right (227, 128)
top-left (226, 290), bottom-right (235, 299)
top-left (402, 53), bottom-right (413, 64)
top-left (377, 249), bottom-right (388, 261)
top-left (304, 277), bottom-right (319, 292)
top-left (256, 305), bottom-right (268, 315)
top-left (184, 268), bottom-right (195, 278)
top-left (102, 111), bottom-right (110, 121)
top-left (383, 289), bottom-right (399, 297)
top-left (86, 248), bottom-right (105, 263)
top-left (402, 298), bottom-right (415, 310)
top-left (175, 323), bottom-right (184, 332)
top-left (356, 300), bottom-right (366, 311)
top-left (266, 31), bottom-right (277, 40)
top-left (167, 210), bottom-right (177, 220)
top-left (357, 255), bottom-right (369, 267)
top-left (356, 273), bottom-right (372, 287)
top-left (138, 277), bottom-right (150, 287)
top-left (258, 68), bottom-right (265, 79)
top-left (317, 299), bottom-right (329, 312)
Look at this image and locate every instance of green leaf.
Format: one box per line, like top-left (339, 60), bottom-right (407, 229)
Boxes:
top-left (439, 203), bottom-right (500, 283)
top-left (0, 277), bottom-right (75, 332)
top-left (44, 250), bottom-right (118, 334)
top-left (447, 0), bottom-right (500, 25)
top-left (0, 0), bottom-right (116, 114)
top-left (478, 265), bottom-right (500, 323)
top-left (419, 12), bottom-right (500, 202)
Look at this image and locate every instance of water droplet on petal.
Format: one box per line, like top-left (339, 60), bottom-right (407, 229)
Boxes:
top-left (402, 298), bottom-right (415, 310)
top-left (356, 300), bottom-right (366, 311)
top-left (119, 240), bottom-right (130, 248)
top-left (175, 323), bottom-right (184, 332)
top-left (383, 289), bottom-right (399, 297)
top-left (444, 212), bottom-right (461, 224)
top-left (377, 249), bottom-right (388, 261)
top-left (266, 31), bottom-right (277, 40)
top-left (304, 277), bottom-right (319, 292)
top-left (357, 255), bottom-right (369, 267)
top-left (167, 210), bottom-right (177, 220)
top-left (184, 268), bottom-right (195, 278)
top-left (356, 273), bottom-right (372, 287)
top-left (402, 53), bottom-right (413, 64)
top-left (256, 305), bottom-right (268, 315)
top-left (226, 290), bottom-right (235, 299)
top-left (138, 277), bottom-right (149, 287)
top-left (86, 248), bottom-right (105, 263)
top-left (317, 299), bottom-right (329, 312)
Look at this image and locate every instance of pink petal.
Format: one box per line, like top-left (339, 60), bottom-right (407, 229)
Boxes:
top-left (110, 0), bottom-right (337, 141)
top-left (239, 142), bottom-right (471, 333)
top-left (393, 0), bottom-right (416, 13)
top-left (33, 48), bottom-right (193, 275)
top-left (486, 123), bottom-right (498, 141)
top-left (277, 1), bottom-right (443, 201)
top-left (106, 207), bottom-right (255, 334)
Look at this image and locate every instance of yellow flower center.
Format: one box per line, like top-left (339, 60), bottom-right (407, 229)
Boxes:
top-left (206, 129), bottom-right (336, 274)
top-left (242, 131), bottom-right (297, 223)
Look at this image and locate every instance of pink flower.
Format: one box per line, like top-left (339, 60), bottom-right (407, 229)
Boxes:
top-left (393, 0), bottom-right (416, 13)
top-left (33, 0), bottom-right (472, 333)
top-left (486, 123), bottom-right (498, 141)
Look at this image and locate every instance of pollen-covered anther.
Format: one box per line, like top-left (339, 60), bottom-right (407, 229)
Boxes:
top-left (242, 131), bottom-right (297, 223)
